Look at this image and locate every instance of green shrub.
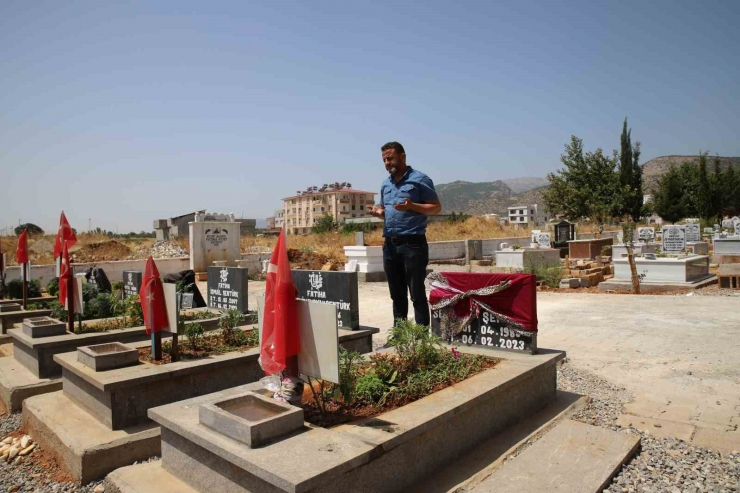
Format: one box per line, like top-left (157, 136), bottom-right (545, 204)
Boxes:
top-left (219, 309), bottom-right (246, 346)
top-left (111, 280), bottom-right (123, 292)
top-left (47, 278), bottom-right (60, 297)
top-left (523, 260), bottom-right (564, 288)
top-left (386, 319), bottom-right (442, 374)
top-left (185, 323), bottom-right (205, 350)
top-left (337, 348), bottom-right (362, 404)
top-left (49, 301), bottom-right (67, 320)
top-left (7, 279), bottom-right (42, 299)
top-left (86, 293), bottom-right (116, 319)
top-left (355, 373), bottom-right (387, 404)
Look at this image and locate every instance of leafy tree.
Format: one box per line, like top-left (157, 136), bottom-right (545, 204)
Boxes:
top-left (653, 165), bottom-right (686, 223)
top-left (618, 118), bottom-right (643, 221)
top-left (696, 152), bottom-right (713, 220)
top-left (14, 223), bottom-right (44, 236)
top-left (544, 136), bottom-right (621, 226)
top-left (723, 165), bottom-right (740, 217)
top-left (711, 155), bottom-right (723, 224)
top-left (677, 162), bottom-right (699, 217)
top-left (312, 214), bottom-right (338, 234)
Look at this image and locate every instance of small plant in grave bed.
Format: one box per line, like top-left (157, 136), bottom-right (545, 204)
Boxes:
top-left (302, 320), bottom-right (499, 427)
top-left (179, 310), bottom-right (218, 322)
top-left (184, 323), bottom-right (205, 351)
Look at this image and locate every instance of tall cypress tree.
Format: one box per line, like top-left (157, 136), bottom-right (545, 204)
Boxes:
top-left (712, 155), bottom-right (723, 224)
top-left (696, 152), bottom-right (712, 220)
top-left (618, 118), bottom-right (643, 221)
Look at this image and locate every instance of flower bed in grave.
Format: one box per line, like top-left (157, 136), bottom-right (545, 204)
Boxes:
top-left (300, 320), bottom-right (500, 428)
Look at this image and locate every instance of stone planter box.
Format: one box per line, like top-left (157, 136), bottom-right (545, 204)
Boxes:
top-left (568, 238), bottom-right (614, 260)
top-left (1, 308), bottom-right (53, 334)
top-left (0, 303), bottom-right (22, 313)
top-left (495, 248), bottom-right (560, 269)
top-left (128, 346), bottom-right (565, 493)
top-left (612, 243), bottom-right (659, 259)
top-left (343, 246), bottom-right (385, 282)
top-left (613, 255), bottom-right (711, 283)
top-left (78, 342), bottom-right (140, 372)
top-left (22, 317), bottom-right (67, 338)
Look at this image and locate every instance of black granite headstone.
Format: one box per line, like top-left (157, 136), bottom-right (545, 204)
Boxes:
top-left (207, 266), bottom-right (249, 312)
top-left (432, 307), bottom-right (537, 354)
top-left (122, 270), bottom-right (142, 298)
top-left (554, 220), bottom-right (575, 244)
top-left (292, 270), bottom-right (360, 330)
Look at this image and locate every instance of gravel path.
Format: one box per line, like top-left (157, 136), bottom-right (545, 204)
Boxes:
top-left (558, 361), bottom-right (740, 493)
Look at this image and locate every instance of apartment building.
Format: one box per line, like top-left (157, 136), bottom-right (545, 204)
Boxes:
top-left (282, 185), bottom-right (376, 235)
top-left (507, 204), bottom-right (551, 228)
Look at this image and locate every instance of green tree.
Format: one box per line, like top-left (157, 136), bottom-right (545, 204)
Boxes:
top-left (653, 165), bottom-right (686, 223)
top-left (544, 136), bottom-right (621, 225)
top-left (14, 223), bottom-right (44, 236)
top-left (312, 214), bottom-right (338, 234)
top-left (696, 152), bottom-right (713, 220)
top-left (723, 165), bottom-right (740, 217)
top-left (677, 161), bottom-right (699, 217)
top-left (618, 118), bottom-right (643, 221)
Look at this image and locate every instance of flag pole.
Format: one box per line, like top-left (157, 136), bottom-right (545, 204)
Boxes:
top-left (22, 262), bottom-right (28, 310)
top-left (67, 273), bottom-right (74, 333)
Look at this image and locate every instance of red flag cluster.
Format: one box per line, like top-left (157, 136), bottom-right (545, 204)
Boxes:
top-left (139, 256), bottom-right (169, 335)
top-left (260, 230), bottom-right (300, 375)
top-left (54, 212), bottom-right (77, 259)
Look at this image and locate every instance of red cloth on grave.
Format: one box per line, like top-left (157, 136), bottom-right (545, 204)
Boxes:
top-left (260, 230), bottom-right (300, 375)
top-left (139, 256), bottom-right (169, 335)
top-left (53, 212), bottom-right (77, 259)
top-left (429, 272), bottom-right (538, 332)
top-left (16, 230), bottom-right (28, 265)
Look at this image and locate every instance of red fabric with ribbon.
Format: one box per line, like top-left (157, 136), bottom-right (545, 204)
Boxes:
top-left (429, 272), bottom-right (538, 332)
top-left (16, 230), bottom-right (29, 265)
top-left (53, 212), bottom-right (77, 259)
top-left (260, 230), bottom-right (300, 375)
top-left (139, 256), bottom-right (169, 335)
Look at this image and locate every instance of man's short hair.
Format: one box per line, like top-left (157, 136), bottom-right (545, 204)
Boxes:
top-left (381, 142), bottom-right (405, 154)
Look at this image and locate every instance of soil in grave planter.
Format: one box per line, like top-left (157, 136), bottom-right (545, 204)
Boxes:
top-left (300, 351), bottom-right (500, 428)
top-left (138, 331), bottom-right (259, 365)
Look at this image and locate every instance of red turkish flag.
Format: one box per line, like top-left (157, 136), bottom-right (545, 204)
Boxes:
top-left (139, 256), bottom-right (169, 335)
top-left (53, 212), bottom-right (77, 259)
top-left (16, 230), bottom-right (29, 265)
top-left (59, 241), bottom-right (71, 306)
top-left (260, 230), bottom-right (300, 375)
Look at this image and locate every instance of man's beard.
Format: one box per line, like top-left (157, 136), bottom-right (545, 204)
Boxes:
top-left (389, 167), bottom-right (397, 175)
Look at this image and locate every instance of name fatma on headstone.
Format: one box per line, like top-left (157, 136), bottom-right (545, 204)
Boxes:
top-left (292, 270), bottom-right (359, 330)
top-left (207, 266), bottom-right (249, 312)
top-left (662, 225), bottom-right (686, 252)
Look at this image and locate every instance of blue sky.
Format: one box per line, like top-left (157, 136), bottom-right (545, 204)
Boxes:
top-left (1, 1), bottom-right (739, 233)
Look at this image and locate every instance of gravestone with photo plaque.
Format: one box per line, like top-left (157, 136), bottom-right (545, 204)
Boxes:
top-left (207, 266), bottom-right (249, 312)
top-left (662, 225), bottom-right (686, 252)
top-left (122, 271), bottom-right (142, 298)
top-left (292, 270), bottom-right (359, 330)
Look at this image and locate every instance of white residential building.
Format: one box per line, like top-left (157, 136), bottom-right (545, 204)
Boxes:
top-left (507, 204), bottom-right (551, 228)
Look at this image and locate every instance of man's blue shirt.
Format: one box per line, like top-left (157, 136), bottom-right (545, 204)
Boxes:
top-left (380, 166), bottom-right (438, 237)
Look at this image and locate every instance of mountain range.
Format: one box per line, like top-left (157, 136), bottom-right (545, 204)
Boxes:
top-left (435, 156), bottom-right (740, 216)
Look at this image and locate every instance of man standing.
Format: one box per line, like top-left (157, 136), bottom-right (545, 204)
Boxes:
top-left (370, 142), bottom-right (441, 326)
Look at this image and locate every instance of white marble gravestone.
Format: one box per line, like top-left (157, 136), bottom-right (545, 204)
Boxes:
top-left (189, 214), bottom-right (241, 273)
top-left (662, 225), bottom-right (686, 253)
top-left (684, 223), bottom-right (700, 243)
top-left (637, 227), bottom-right (655, 242)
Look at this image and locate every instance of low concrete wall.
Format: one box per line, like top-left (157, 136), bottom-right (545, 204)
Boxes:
top-left (4, 258), bottom-right (191, 288)
top-left (481, 236), bottom-right (531, 256)
top-left (428, 240), bottom-right (465, 261)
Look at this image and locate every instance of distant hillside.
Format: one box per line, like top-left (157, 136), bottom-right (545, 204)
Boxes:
top-left (436, 180), bottom-right (547, 216)
top-left (642, 155), bottom-right (740, 192)
top-left (501, 177), bottom-right (549, 194)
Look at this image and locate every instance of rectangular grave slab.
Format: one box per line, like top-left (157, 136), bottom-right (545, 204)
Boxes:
top-left (0, 303), bottom-right (22, 313)
top-left (22, 317), bottom-right (67, 338)
top-left (199, 391), bottom-right (304, 448)
top-left (292, 270), bottom-right (360, 330)
top-left (77, 342), bottom-right (139, 372)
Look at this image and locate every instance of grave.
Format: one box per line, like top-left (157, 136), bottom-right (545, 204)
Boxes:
top-left (189, 213), bottom-right (241, 274)
top-left (637, 227), bottom-right (655, 242)
top-left (122, 270), bottom-right (142, 298)
top-left (1, 306), bottom-right (53, 334)
top-left (495, 246), bottom-right (560, 269)
top-left (0, 308), bottom-right (222, 412)
top-left (612, 243), bottom-right (659, 259)
top-left (21, 317), bottom-right (66, 338)
top-left (343, 245), bottom-right (385, 282)
top-left (77, 342), bottom-right (139, 371)
top-left (685, 223), bottom-right (701, 243)
top-left (714, 236), bottom-right (740, 263)
top-left (686, 241), bottom-right (709, 256)
top-left (567, 238), bottom-right (613, 260)
top-left (207, 266), bottom-right (249, 313)
top-left (0, 303), bottom-right (22, 313)
top-left (104, 345), bottom-right (565, 493)
top-left (602, 254), bottom-right (716, 292)
top-left (292, 270), bottom-right (359, 330)
top-left (553, 220), bottom-right (575, 245)
top-left (22, 301), bottom-right (378, 483)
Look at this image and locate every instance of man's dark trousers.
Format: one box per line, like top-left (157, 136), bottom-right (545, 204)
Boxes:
top-left (383, 235), bottom-right (430, 326)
